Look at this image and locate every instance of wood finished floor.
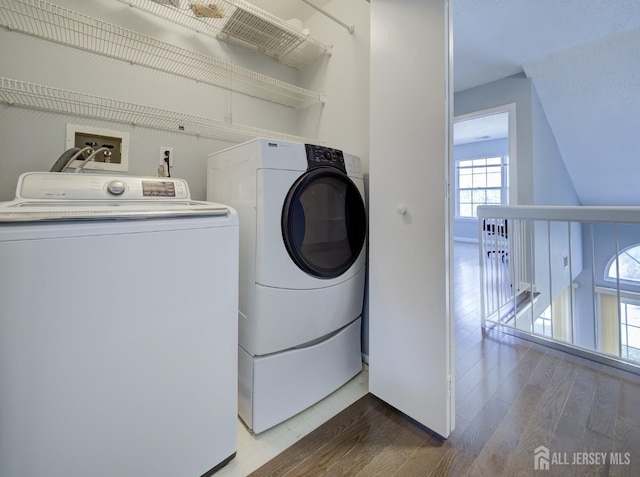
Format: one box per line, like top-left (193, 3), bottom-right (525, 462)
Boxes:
top-left (250, 242), bottom-right (640, 477)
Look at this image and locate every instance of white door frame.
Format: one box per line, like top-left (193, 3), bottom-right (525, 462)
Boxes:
top-left (453, 103), bottom-right (518, 206)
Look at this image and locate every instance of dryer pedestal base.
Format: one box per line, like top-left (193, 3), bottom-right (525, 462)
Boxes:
top-left (238, 317), bottom-right (362, 434)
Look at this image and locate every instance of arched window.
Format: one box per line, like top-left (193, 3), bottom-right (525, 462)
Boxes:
top-left (605, 244), bottom-right (640, 285)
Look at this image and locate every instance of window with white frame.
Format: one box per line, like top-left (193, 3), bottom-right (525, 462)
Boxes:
top-left (456, 156), bottom-right (507, 218)
top-left (600, 294), bottom-right (640, 362)
top-left (620, 301), bottom-right (640, 361)
top-left (600, 245), bottom-right (640, 362)
top-left (605, 244), bottom-right (640, 285)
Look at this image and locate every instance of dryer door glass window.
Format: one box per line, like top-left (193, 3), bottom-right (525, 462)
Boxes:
top-left (282, 167), bottom-right (366, 279)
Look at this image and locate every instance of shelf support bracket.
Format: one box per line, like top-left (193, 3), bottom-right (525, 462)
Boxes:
top-left (300, 0), bottom-right (355, 34)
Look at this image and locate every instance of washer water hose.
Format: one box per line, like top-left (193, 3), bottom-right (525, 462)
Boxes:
top-left (49, 143), bottom-right (114, 173)
top-left (75, 145), bottom-right (113, 173)
top-left (49, 147), bottom-right (80, 172)
top-left (49, 146), bottom-right (95, 172)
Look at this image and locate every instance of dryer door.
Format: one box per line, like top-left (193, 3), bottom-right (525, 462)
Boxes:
top-left (282, 167), bottom-right (366, 279)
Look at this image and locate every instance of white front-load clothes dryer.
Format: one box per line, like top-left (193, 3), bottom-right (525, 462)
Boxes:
top-left (208, 138), bottom-right (367, 433)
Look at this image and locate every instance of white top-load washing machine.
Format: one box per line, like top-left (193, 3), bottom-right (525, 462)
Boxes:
top-left (0, 172), bottom-right (239, 477)
top-left (208, 138), bottom-right (367, 433)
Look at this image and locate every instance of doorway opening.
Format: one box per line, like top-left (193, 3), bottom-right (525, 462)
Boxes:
top-left (452, 104), bottom-right (516, 243)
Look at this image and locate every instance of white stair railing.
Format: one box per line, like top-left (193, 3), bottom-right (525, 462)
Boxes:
top-left (478, 205), bottom-right (640, 375)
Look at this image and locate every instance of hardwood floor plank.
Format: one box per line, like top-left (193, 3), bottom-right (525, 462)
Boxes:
top-left (353, 452), bottom-right (407, 477)
top-left (611, 419), bottom-right (640, 477)
top-left (587, 373), bottom-right (621, 438)
top-left (503, 359), bottom-right (577, 475)
top-left (456, 336), bottom-right (533, 422)
top-left (456, 333), bottom-right (522, 404)
top-left (467, 383), bottom-right (544, 476)
top-left (342, 402), bottom-right (441, 477)
top-left (455, 320), bottom-right (478, 341)
top-left (455, 336), bottom-right (498, 383)
top-left (455, 328), bottom-right (494, 365)
top-left (351, 414), bottom-right (440, 477)
top-left (392, 421), bottom-right (465, 477)
top-left (617, 379), bottom-right (640, 429)
top-left (527, 350), bottom-right (565, 391)
top-left (248, 394), bottom-right (387, 477)
top-left (426, 396), bottom-right (510, 476)
top-left (318, 424), bottom-right (398, 476)
top-left (580, 428), bottom-right (613, 476)
top-left (493, 345), bottom-right (545, 405)
top-left (549, 365), bottom-right (598, 453)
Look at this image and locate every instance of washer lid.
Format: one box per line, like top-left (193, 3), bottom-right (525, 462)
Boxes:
top-left (0, 202), bottom-right (230, 223)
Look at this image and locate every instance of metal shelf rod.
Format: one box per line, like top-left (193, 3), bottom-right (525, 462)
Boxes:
top-left (300, 0), bottom-right (354, 34)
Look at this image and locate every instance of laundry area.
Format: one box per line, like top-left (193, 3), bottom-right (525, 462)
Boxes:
top-left (0, 1), bottom-right (452, 476)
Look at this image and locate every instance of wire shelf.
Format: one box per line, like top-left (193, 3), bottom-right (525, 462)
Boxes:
top-left (118, 0), bottom-right (331, 68)
top-left (0, 0), bottom-right (324, 108)
top-left (0, 77), bottom-right (317, 144)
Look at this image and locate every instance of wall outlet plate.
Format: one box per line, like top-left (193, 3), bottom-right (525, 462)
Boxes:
top-left (159, 146), bottom-right (173, 168)
top-left (65, 124), bottom-right (129, 172)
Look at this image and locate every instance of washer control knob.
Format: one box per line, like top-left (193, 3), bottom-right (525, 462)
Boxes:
top-left (106, 180), bottom-right (125, 196)
top-left (396, 203), bottom-right (408, 215)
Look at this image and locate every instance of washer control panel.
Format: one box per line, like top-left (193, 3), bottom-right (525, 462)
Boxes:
top-left (305, 144), bottom-right (346, 173)
top-left (107, 180), bottom-right (126, 196)
top-left (15, 173), bottom-right (190, 201)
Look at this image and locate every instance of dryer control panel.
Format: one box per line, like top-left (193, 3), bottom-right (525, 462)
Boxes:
top-left (343, 153), bottom-right (363, 179)
top-left (305, 144), bottom-right (346, 173)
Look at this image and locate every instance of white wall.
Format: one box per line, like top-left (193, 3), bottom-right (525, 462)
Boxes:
top-left (369, 0), bottom-right (453, 438)
top-left (531, 87), bottom-right (580, 206)
top-left (298, 1), bottom-right (370, 161)
top-left (298, 0), bottom-right (372, 355)
top-left (0, 0), bottom-right (301, 200)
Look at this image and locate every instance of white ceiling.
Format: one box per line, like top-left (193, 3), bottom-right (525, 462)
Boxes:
top-left (454, 112), bottom-right (508, 146)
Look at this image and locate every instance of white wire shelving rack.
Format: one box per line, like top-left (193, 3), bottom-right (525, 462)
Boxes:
top-left (118, 0), bottom-right (332, 69)
top-left (0, 0), bottom-right (325, 108)
top-left (0, 77), bottom-right (316, 144)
